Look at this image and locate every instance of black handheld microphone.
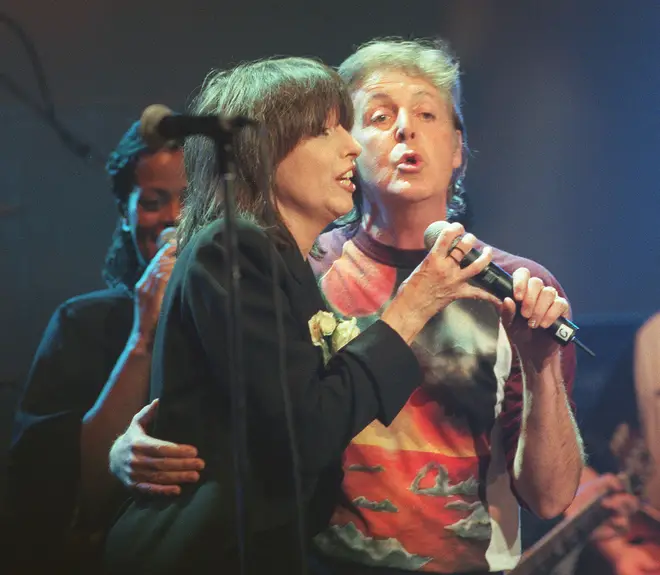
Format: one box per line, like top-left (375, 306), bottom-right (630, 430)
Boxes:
top-left (139, 104), bottom-right (258, 150)
top-left (424, 221), bottom-right (595, 356)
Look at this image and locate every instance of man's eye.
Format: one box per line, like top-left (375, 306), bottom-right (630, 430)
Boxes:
top-left (371, 114), bottom-right (388, 124)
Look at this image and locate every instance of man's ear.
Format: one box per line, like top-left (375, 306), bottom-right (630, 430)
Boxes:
top-left (452, 130), bottom-right (463, 170)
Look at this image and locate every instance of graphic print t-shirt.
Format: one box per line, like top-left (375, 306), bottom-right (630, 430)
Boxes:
top-left (310, 226), bottom-right (576, 573)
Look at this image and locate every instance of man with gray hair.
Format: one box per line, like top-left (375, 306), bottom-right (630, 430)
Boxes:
top-left (307, 37), bottom-right (582, 575)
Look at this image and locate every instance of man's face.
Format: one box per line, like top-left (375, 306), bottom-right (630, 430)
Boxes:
top-left (350, 70), bottom-right (462, 209)
top-left (122, 149), bottom-right (186, 265)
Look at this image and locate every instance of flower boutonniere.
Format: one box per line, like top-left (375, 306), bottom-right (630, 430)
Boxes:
top-left (308, 311), bottom-right (361, 364)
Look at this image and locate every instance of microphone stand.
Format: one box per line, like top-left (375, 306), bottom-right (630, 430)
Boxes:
top-left (212, 130), bottom-right (251, 575)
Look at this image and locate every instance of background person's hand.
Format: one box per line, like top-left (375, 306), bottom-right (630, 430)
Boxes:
top-left (133, 242), bottom-right (177, 344)
top-left (109, 399), bottom-right (205, 496)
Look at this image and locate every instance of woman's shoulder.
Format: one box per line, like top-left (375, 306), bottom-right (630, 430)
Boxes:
top-left (175, 218), bottom-right (287, 294)
top-left (175, 219), bottom-right (273, 278)
top-left (190, 218), bottom-right (271, 254)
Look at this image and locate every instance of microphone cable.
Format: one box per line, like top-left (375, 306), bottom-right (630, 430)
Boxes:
top-left (259, 123), bottom-right (308, 575)
top-left (0, 12), bottom-right (105, 165)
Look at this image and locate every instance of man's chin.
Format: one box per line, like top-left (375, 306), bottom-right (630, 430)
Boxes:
top-left (385, 185), bottom-right (442, 204)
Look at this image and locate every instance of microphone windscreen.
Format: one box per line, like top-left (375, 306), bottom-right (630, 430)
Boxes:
top-left (157, 227), bottom-right (177, 250)
top-left (140, 104), bottom-right (174, 150)
top-left (423, 221), bottom-right (451, 250)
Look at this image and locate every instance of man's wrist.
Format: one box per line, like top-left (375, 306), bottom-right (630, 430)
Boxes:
top-left (520, 347), bottom-right (563, 388)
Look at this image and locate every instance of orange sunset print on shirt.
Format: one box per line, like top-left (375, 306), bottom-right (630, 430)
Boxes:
top-left (310, 229), bottom-right (525, 573)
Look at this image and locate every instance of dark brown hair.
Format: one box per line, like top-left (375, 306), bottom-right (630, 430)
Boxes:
top-left (178, 57), bottom-right (353, 250)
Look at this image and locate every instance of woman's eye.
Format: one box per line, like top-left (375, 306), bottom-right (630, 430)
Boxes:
top-left (139, 199), bottom-right (161, 211)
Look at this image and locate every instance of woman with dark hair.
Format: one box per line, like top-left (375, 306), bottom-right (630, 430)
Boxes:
top-left (103, 123), bottom-right (183, 289)
top-left (102, 56), bottom-right (499, 574)
top-left (6, 120), bottom-right (186, 575)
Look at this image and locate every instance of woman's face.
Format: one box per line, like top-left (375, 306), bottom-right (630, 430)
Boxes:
top-left (274, 113), bottom-right (361, 233)
top-left (123, 149), bottom-right (186, 266)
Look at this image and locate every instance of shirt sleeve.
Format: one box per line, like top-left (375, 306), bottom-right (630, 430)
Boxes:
top-left (7, 306), bottom-right (95, 546)
top-left (182, 225), bottom-right (423, 484)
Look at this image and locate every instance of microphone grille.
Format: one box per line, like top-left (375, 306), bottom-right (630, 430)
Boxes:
top-left (423, 221), bottom-right (451, 250)
top-left (157, 227), bottom-right (177, 250)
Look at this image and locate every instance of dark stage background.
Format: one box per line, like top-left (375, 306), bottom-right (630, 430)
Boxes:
top-left (1, 0), bottom-right (659, 547)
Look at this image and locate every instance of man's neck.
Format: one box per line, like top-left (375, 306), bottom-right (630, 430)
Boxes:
top-left (360, 195), bottom-right (448, 250)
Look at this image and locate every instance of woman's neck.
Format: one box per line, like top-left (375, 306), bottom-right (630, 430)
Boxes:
top-left (278, 210), bottom-right (323, 259)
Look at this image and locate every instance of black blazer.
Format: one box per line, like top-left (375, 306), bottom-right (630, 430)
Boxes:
top-left (103, 219), bottom-right (421, 574)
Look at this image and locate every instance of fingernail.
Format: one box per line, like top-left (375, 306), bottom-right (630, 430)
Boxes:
top-left (528, 320), bottom-right (537, 328)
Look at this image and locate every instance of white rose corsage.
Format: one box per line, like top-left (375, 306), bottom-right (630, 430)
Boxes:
top-left (308, 311), bottom-right (361, 365)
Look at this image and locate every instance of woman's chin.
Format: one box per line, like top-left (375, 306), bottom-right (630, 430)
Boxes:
top-left (332, 198), bottom-right (355, 220)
